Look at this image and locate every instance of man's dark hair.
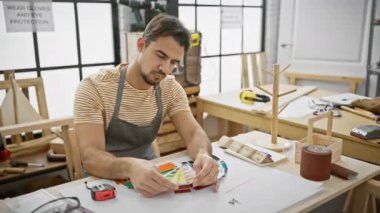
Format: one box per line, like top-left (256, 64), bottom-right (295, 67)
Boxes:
top-left (143, 14), bottom-right (190, 52)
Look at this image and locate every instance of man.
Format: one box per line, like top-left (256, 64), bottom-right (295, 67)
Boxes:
top-left (74, 14), bottom-right (219, 197)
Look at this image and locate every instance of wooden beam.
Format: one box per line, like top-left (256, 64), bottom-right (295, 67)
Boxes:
top-left (0, 117), bottom-right (73, 136)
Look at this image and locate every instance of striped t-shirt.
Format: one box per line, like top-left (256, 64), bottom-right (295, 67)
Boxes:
top-left (74, 65), bottom-right (190, 129)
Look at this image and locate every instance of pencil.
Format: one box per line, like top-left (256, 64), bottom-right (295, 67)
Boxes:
top-left (340, 106), bottom-right (378, 122)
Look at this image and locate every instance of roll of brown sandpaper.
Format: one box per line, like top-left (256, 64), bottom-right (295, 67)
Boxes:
top-left (300, 145), bottom-right (332, 181)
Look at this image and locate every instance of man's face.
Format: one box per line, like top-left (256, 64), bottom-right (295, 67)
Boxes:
top-left (137, 36), bottom-right (185, 86)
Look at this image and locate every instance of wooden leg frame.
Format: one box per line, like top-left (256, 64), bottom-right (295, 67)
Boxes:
top-left (343, 179), bottom-right (380, 213)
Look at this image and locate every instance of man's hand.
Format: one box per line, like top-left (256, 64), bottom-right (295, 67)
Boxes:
top-left (129, 159), bottom-right (177, 197)
top-left (192, 152), bottom-right (220, 192)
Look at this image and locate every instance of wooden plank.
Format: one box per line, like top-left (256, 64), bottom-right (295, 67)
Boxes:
top-left (157, 132), bottom-right (186, 154)
top-left (0, 78), bottom-right (43, 89)
top-left (0, 117), bottom-right (73, 136)
top-left (191, 107), bottom-right (197, 116)
top-left (284, 72), bottom-right (364, 83)
top-left (188, 96), bottom-right (197, 105)
top-left (156, 85), bottom-right (199, 154)
top-left (271, 65), bottom-right (280, 145)
top-left (158, 122), bottom-right (176, 135)
top-left (157, 132), bottom-right (182, 145)
top-left (251, 53), bottom-right (260, 87)
top-left (184, 86), bottom-right (200, 95)
top-left (158, 142), bottom-right (185, 155)
top-left (284, 72), bottom-right (364, 93)
top-left (259, 52), bottom-right (268, 85)
top-left (241, 54), bottom-right (249, 88)
top-left (365, 179), bottom-right (380, 198)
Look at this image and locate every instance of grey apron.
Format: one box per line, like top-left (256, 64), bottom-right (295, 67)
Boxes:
top-left (104, 67), bottom-right (162, 160)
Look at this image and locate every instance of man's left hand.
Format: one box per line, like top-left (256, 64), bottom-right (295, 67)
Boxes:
top-left (192, 152), bottom-right (220, 192)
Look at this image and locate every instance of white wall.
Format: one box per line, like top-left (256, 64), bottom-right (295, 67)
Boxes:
top-left (275, 0), bottom-right (380, 96)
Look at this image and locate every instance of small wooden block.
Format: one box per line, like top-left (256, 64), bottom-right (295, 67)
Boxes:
top-left (238, 145), bottom-right (255, 158)
top-left (218, 136), bottom-right (233, 149)
top-left (49, 137), bottom-right (65, 154)
top-left (251, 151), bottom-right (272, 164)
top-left (295, 134), bottom-right (342, 164)
top-left (228, 141), bottom-right (243, 152)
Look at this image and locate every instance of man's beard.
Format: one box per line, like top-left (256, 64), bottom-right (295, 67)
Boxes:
top-left (141, 70), bottom-right (166, 86)
top-left (142, 73), bottom-right (158, 85)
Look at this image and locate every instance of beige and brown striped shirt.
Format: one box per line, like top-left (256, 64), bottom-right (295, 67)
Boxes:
top-left (74, 66), bottom-right (190, 129)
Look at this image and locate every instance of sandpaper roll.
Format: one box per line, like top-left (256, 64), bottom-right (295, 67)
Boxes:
top-left (300, 145), bottom-right (332, 181)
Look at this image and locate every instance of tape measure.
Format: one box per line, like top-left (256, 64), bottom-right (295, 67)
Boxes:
top-left (85, 181), bottom-right (116, 201)
top-left (239, 90), bottom-right (270, 104)
top-left (191, 33), bottom-right (200, 47)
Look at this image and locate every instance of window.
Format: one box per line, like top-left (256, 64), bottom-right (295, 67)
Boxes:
top-left (0, 0), bottom-right (119, 118)
top-left (178, 0), bottom-right (265, 95)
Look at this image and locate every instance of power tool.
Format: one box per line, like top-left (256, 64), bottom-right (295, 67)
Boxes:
top-left (119, 0), bottom-right (166, 32)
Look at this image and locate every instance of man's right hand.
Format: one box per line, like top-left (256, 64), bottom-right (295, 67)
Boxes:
top-left (128, 159), bottom-right (177, 197)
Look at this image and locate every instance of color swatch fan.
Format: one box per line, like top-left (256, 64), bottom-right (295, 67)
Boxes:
top-left (115, 158), bottom-right (228, 194)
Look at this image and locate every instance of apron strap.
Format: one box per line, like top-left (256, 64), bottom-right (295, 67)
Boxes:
top-left (154, 85), bottom-right (163, 120)
top-left (113, 67), bottom-right (127, 118)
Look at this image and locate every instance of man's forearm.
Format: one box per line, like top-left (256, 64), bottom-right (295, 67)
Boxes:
top-left (81, 148), bottom-right (136, 179)
top-left (186, 128), bottom-right (212, 159)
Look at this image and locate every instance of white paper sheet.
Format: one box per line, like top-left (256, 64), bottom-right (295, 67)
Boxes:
top-left (279, 96), bottom-right (319, 118)
top-left (60, 147), bottom-right (322, 213)
top-left (5, 189), bottom-right (63, 213)
top-left (321, 93), bottom-right (369, 106)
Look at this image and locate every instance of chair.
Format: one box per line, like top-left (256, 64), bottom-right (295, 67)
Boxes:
top-left (234, 52), bottom-right (271, 137)
top-left (284, 72), bottom-right (365, 94)
top-left (0, 71), bottom-right (60, 156)
top-left (343, 179), bottom-right (380, 212)
top-left (241, 53), bottom-right (365, 94)
top-left (362, 179), bottom-right (380, 213)
top-left (241, 52), bottom-right (269, 88)
top-left (60, 126), bottom-right (160, 181)
top-left (59, 126), bottom-right (83, 181)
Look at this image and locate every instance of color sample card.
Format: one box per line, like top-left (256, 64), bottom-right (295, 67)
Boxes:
top-left (114, 158), bottom-right (228, 194)
top-left (162, 164), bottom-right (194, 186)
top-left (159, 162), bottom-right (176, 173)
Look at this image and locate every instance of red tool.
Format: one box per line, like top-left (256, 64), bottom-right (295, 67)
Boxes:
top-left (85, 181), bottom-right (116, 201)
top-left (0, 138), bottom-right (10, 162)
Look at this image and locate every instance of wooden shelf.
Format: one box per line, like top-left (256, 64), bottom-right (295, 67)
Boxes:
top-left (157, 85), bottom-right (200, 155)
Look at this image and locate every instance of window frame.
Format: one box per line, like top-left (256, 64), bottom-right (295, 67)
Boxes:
top-left (2, 0), bottom-right (121, 81)
top-left (179, 0), bottom-right (266, 92)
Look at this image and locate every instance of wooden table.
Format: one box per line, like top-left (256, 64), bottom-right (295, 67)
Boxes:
top-left (1, 131), bottom-right (378, 212)
top-left (197, 89), bottom-right (380, 165)
top-left (0, 117), bottom-right (73, 185)
top-left (0, 149), bottom-right (66, 184)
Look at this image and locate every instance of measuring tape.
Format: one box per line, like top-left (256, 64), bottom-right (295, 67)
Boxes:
top-left (239, 90), bottom-right (270, 104)
top-left (85, 181), bottom-right (116, 201)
